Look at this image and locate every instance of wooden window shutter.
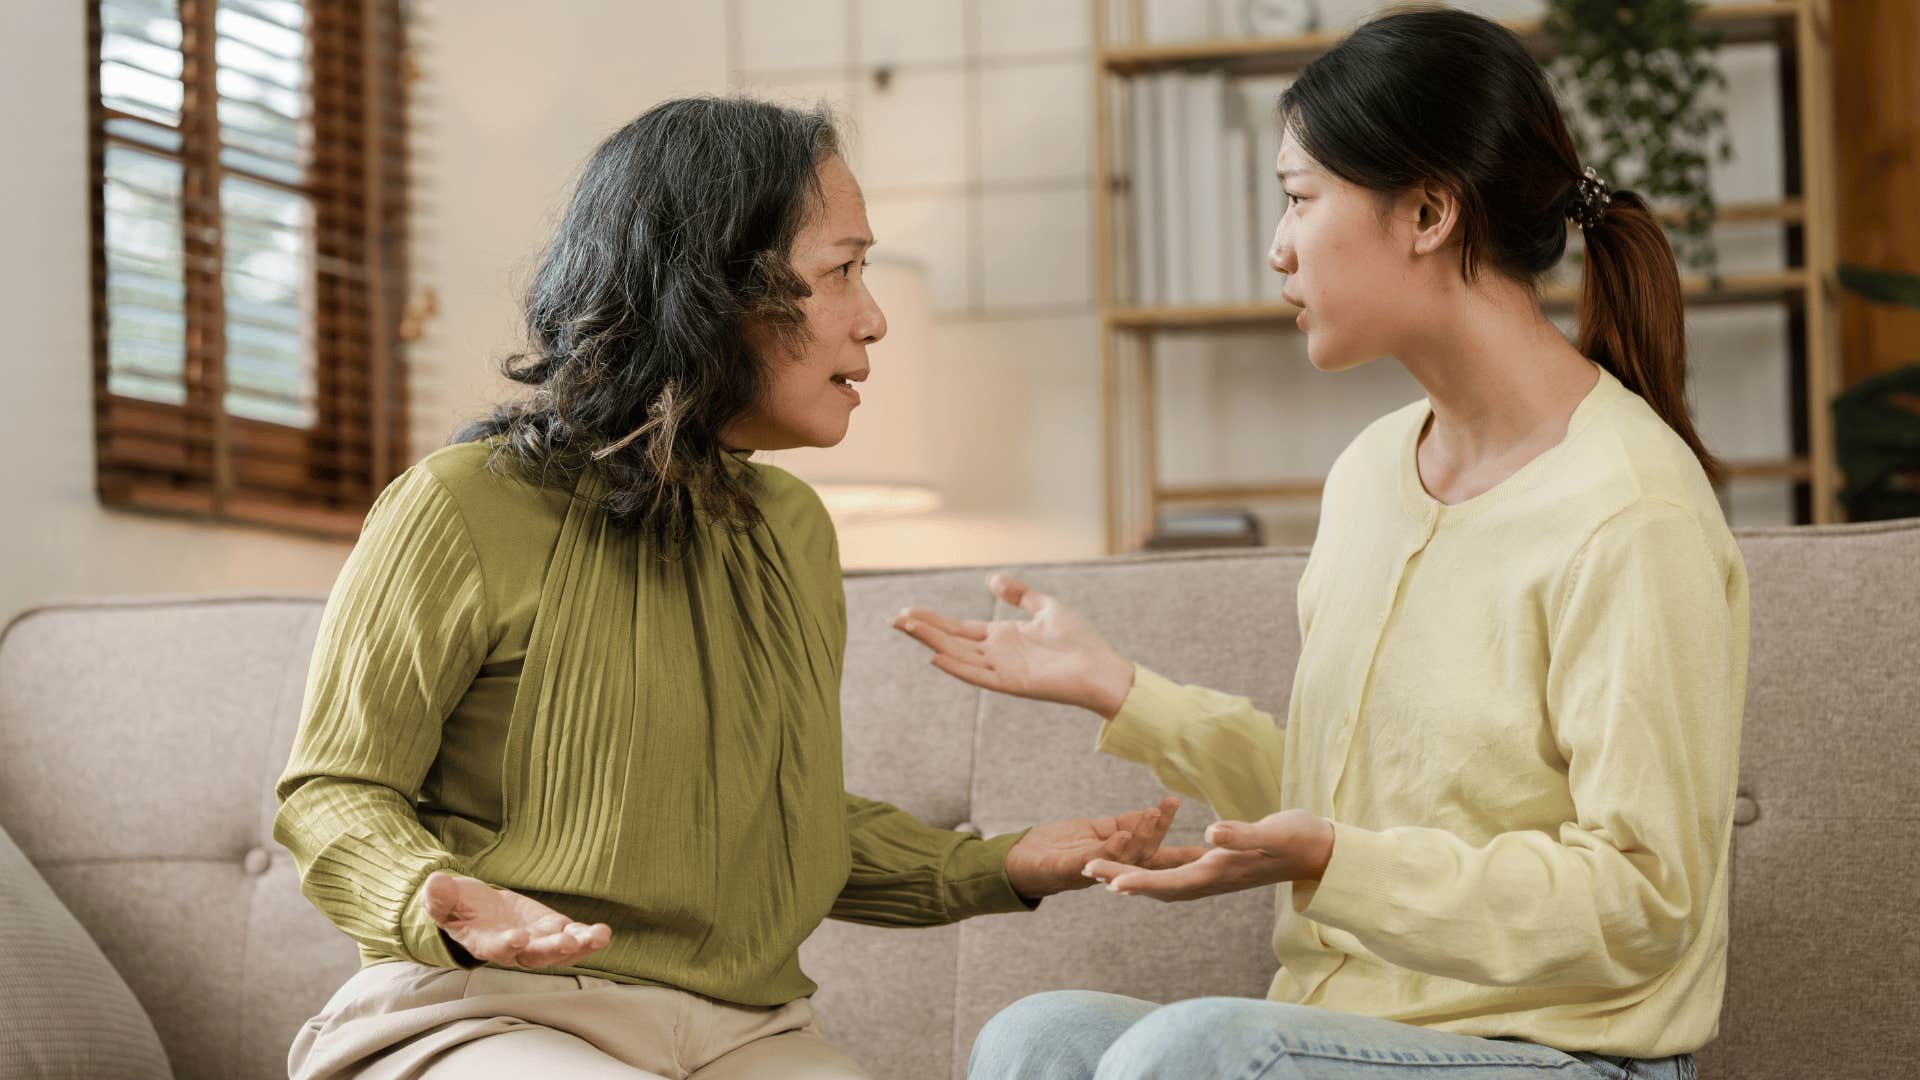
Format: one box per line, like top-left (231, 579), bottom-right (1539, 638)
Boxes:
top-left (89, 0), bottom-right (410, 539)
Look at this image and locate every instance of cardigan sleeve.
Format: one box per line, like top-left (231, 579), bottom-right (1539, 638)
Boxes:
top-left (830, 794), bottom-right (1038, 925)
top-left (1095, 665), bottom-right (1287, 824)
top-left (1291, 499), bottom-right (1743, 990)
top-left (272, 466), bottom-right (490, 969)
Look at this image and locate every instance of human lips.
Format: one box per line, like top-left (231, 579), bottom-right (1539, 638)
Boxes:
top-left (830, 367), bottom-right (867, 404)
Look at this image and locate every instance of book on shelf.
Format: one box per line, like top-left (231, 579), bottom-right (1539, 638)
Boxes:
top-left (1243, 75), bottom-right (1294, 305)
top-left (1185, 70), bottom-right (1229, 306)
top-left (1125, 71), bottom-right (1298, 309)
top-left (1129, 78), bottom-right (1163, 307)
top-left (1154, 71), bottom-right (1190, 305)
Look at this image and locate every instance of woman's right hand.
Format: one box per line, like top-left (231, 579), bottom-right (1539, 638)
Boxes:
top-left (421, 870), bottom-right (612, 969)
top-left (890, 573), bottom-right (1136, 719)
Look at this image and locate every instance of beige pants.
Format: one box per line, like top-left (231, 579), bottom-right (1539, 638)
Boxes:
top-left (289, 961), bottom-right (871, 1079)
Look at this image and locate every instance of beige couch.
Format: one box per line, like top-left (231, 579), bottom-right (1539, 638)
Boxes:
top-left (1, 521), bottom-right (1916, 1079)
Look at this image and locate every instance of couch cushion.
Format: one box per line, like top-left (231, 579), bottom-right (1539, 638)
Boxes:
top-left (0, 822), bottom-right (172, 1079)
top-left (1696, 521), bottom-right (1920, 1080)
top-left (0, 597), bottom-right (358, 1080)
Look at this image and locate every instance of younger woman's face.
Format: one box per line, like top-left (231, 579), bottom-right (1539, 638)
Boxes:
top-left (1268, 130), bottom-right (1434, 373)
top-left (723, 154), bottom-right (887, 451)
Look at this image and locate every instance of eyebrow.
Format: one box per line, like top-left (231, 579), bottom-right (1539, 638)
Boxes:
top-left (830, 236), bottom-right (874, 249)
top-left (1276, 168), bottom-right (1312, 181)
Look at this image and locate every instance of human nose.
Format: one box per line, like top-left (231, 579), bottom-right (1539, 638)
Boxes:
top-left (855, 281), bottom-right (887, 344)
top-left (1267, 218), bottom-right (1296, 276)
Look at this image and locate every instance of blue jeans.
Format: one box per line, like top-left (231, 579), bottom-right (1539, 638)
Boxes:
top-left (967, 991), bottom-right (1699, 1080)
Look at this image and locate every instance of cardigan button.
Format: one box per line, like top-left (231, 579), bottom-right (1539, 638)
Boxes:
top-left (1732, 794), bottom-right (1760, 827)
top-left (242, 847), bottom-right (272, 876)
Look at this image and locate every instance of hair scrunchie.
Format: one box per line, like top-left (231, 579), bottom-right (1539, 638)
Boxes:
top-left (1567, 165), bottom-right (1613, 229)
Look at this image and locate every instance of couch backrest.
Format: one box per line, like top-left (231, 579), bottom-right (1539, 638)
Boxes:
top-left (1, 521), bottom-right (1915, 1079)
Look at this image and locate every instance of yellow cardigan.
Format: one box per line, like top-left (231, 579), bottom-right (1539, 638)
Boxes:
top-left (1099, 365), bottom-right (1747, 1058)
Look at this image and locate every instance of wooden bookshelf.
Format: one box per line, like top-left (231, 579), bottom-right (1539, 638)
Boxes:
top-left (1091, 0), bottom-right (1844, 553)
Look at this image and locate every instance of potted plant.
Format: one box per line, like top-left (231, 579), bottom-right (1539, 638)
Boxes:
top-left (1542, 0), bottom-right (1733, 278)
top-left (1833, 265), bottom-right (1920, 521)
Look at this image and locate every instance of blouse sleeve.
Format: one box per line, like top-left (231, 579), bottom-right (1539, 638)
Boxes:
top-left (1291, 499), bottom-right (1743, 989)
top-left (829, 794), bottom-right (1037, 926)
top-left (272, 466), bottom-right (490, 969)
top-left (1095, 665), bottom-right (1288, 825)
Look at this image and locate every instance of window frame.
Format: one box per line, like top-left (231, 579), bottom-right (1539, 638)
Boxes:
top-left (87, 0), bottom-right (411, 539)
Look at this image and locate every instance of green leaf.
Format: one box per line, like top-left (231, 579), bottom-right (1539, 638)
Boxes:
top-left (1838, 265), bottom-right (1920, 309)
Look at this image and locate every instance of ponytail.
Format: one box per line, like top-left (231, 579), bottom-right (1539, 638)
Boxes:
top-left (1575, 190), bottom-right (1724, 485)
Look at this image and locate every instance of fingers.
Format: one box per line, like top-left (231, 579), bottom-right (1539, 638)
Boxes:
top-left (891, 606), bottom-right (988, 642)
top-left (1083, 848), bottom-right (1263, 901)
top-left (893, 614), bottom-right (990, 664)
top-left (1139, 796), bottom-right (1180, 851)
top-left (1102, 795), bottom-right (1180, 866)
top-left (988, 573), bottom-right (1047, 615)
top-left (1205, 818), bottom-right (1286, 856)
top-left (1142, 843), bottom-right (1210, 870)
top-left (930, 652), bottom-right (1008, 693)
top-left (510, 921), bottom-right (613, 969)
top-left (1089, 857), bottom-right (1217, 900)
top-left (423, 871), bottom-right (463, 925)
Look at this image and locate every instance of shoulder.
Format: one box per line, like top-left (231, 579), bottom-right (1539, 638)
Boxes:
top-left (1315, 396), bottom-right (1427, 526)
top-left (403, 438), bottom-right (575, 538)
top-left (1328, 396), bottom-right (1428, 487)
top-left (743, 458), bottom-right (838, 561)
top-left (1557, 377), bottom-right (1733, 548)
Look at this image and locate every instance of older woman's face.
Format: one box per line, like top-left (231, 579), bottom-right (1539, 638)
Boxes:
top-left (722, 154), bottom-right (886, 451)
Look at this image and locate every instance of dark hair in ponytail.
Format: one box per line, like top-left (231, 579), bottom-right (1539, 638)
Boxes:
top-left (1278, 5), bottom-right (1722, 484)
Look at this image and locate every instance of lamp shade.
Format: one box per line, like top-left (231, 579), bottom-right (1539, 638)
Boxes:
top-left (758, 256), bottom-right (945, 525)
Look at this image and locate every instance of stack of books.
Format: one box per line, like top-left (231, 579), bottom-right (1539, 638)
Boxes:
top-left (1144, 509), bottom-right (1265, 550)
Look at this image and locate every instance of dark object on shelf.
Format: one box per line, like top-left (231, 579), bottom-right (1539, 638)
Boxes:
top-left (1832, 265), bottom-right (1920, 522)
top-left (1144, 509), bottom-right (1264, 550)
top-left (1837, 264), bottom-right (1920, 308)
top-left (1833, 362), bottom-right (1920, 522)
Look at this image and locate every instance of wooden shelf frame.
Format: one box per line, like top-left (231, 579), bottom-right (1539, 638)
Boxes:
top-left (1091, 0), bottom-right (1845, 553)
top-left (1153, 457), bottom-right (1815, 511)
top-left (1098, 2), bottom-right (1802, 77)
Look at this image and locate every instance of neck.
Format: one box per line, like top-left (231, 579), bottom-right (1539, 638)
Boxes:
top-left (1392, 273), bottom-right (1598, 468)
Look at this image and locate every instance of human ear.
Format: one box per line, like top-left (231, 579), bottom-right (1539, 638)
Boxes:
top-left (1409, 181), bottom-right (1461, 256)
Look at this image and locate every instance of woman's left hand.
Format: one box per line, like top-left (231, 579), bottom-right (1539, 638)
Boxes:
top-left (1004, 795), bottom-right (1208, 900)
top-left (1081, 808), bottom-right (1336, 901)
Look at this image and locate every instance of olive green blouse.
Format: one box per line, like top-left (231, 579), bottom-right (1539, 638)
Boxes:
top-left (274, 439), bottom-right (1032, 1007)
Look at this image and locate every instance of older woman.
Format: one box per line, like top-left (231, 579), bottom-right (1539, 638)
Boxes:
top-left (276, 97), bottom-right (1192, 1079)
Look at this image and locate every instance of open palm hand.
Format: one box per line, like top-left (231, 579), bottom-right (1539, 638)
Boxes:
top-left (1081, 809), bottom-right (1335, 902)
top-left (892, 573), bottom-right (1136, 717)
top-left (421, 870), bottom-right (612, 969)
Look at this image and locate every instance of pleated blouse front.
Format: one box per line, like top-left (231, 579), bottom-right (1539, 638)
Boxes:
top-left (275, 439), bottom-right (1030, 1007)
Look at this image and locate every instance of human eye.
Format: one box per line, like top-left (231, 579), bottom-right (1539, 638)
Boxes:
top-left (834, 259), bottom-right (871, 279)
